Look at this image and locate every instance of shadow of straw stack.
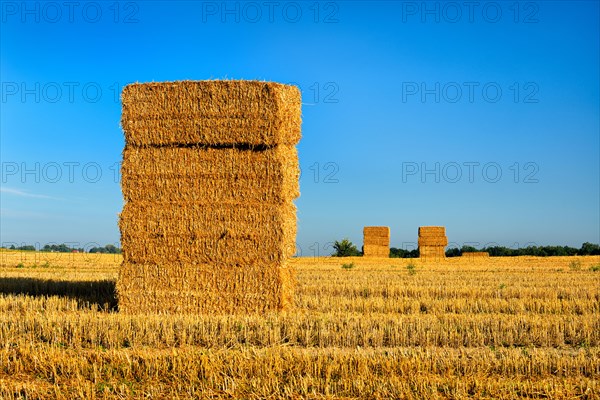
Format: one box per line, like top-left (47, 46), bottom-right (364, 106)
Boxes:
top-left (0, 277), bottom-right (117, 311)
top-left (118, 80), bottom-right (301, 315)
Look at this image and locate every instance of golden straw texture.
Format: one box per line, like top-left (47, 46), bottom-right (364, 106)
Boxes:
top-left (363, 226), bottom-right (390, 258)
top-left (418, 226), bottom-right (446, 237)
top-left (462, 252), bottom-right (490, 258)
top-left (418, 226), bottom-right (448, 259)
top-left (117, 80), bottom-right (301, 314)
top-left (121, 80), bottom-right (301, 146)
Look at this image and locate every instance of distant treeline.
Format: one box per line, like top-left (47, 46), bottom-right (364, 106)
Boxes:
top-left (351, 241), bottom-right (600, 258)
top-left (88, 245), bottom-right (122, 254)
top-left (445, 243), bottom-right (600, 257)
top-left (5, 244), bottom-right (122, 254)
top-left (5, 242), bottom-right (600, 258)
top-left (388, 243), bottom-right (600, 258)
top-left (389, 248), bottom-right (420, 258)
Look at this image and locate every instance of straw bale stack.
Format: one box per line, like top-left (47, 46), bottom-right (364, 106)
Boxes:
top-left (418, 226), bottom-right (448, 259)
top-left (117, 80), bottom-right (301, 314)
top-left (363, 226), bottom-right (390, 258)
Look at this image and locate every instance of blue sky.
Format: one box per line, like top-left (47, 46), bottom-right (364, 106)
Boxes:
top-left (1, 1), bottom-right (599, 253)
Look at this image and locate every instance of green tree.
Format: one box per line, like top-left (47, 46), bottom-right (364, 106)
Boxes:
top-left (332, 239), bottom-right (361, 257)
top-left (461, 245), bottom-right (478, 254)
top-left (580, 242), bottom-right (600, 255)
top-left (390, 247), bottom-right (404, 258)
top-left (445, 248), bottom-right (461, 257)
top-left (390, 248), bottom-right (420, 258)
top-left (104, 244), bottom-right (118, 253)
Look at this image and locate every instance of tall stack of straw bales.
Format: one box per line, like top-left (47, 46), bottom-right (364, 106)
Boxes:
top-left (418, 226), bottom-right (448, 259)
top-left (363, 226), bottom-right (390, 257)
top-left (117, 80), bottom-right (301, 314)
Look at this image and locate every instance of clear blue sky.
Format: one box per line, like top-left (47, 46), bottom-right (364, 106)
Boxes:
top-left (1, 1), bottom-right (599, 253)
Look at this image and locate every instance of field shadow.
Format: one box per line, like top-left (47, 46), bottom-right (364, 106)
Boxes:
top-left (0, 277), bottom-right (118, 311)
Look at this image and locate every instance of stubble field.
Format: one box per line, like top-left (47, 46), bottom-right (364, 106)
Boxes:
top-left (0, 251), bottom-right (598, 399)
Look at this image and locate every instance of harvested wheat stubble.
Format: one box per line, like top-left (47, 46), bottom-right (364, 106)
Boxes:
top-left (462, 252), bottom-right (490, 258)
top-left (118, 80), bottom-right (301, 314)
top-left (121, 80), bottom-right (301, 147)
top-left (363, 226), bottom-right (390, 258)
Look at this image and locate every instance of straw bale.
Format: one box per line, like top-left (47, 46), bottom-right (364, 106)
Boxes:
top-left (363, 226), bottom-right (390, 238)
top-left (418, 236), bottom-right (449, 247)
top-left (117, 261), bottom-right (294, 314)
top-left (121, 146), bottom-right (299, 203)
top-left (363, 244), bottom-right (390, 258)
top-left (121, 234), bottom-right (296, 265)
top-left (122, 175), bottom-right (298, 204)
top-left (121, 80), bottom-right (301, 146)
top-left (363, 236), bottom-right (390, 246)
top-left (419, 246), bottom-right (446, 259)
top-left (121, 144), bottom-right (299, 177)
top-left (418, 226), bottom-right (446, 237)
top-left (119, 202), bottom-right (296, 238)
top-left (119, 202), bottom-right (296, 265)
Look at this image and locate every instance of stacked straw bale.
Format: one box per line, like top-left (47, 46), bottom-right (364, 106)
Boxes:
top-left (117, 80), bottom-right (301, 314)
top-left (363, 226), bottom-right (390, 257)
top-left (418, 226), bottom-right (448, 259)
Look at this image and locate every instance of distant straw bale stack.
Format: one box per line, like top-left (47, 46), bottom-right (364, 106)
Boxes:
top-left (418, 226), bottom-right (448, 259)
top-left (363, 226), bottom-right (390, 258)
top-left (117, 80), bottom-right (301, 314)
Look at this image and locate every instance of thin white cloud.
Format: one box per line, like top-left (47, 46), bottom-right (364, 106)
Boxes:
top-left (0, 187), bottom-right (60, 200)
top-left (0, 208), bottom-right (56, 219)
